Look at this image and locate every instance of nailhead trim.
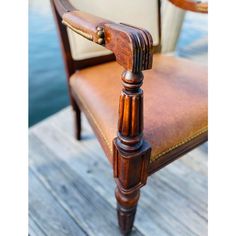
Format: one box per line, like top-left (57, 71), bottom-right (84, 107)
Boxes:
top-left (150, 126), bottom-right (208, 162)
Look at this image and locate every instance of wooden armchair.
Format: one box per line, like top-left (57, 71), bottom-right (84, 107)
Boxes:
top-left (50, 0), bottom-right (208, 234)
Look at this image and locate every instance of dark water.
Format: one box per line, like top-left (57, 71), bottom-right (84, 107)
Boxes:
top-left (29, 0), bottom-right (69, 126)
top-left (29, 0), bottom-right (207, 127)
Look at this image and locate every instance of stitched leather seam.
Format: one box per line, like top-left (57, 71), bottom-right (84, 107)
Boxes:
top-left (77, 95), bottom-right (113, 154)
top-left (150, 126), bottom-right (208, 162)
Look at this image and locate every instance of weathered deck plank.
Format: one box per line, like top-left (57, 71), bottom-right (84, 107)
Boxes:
top-left (29, 169), bottom-right (87, 236)
top-left (29, 107), bottom-right (208, 236)
top-left (29, 216), bottom-right (46, 236)
top-left (29, 133), bottom-right (143, 236)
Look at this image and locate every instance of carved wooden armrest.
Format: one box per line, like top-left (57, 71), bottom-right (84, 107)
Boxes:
top-left (62, 11), bottom-right (113, 45)
top-left (168, 0), bottom-right (208, 13)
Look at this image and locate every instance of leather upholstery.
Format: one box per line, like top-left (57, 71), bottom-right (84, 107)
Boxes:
top-left (70, 54), bottom-right (208, 164)
top-left (67, 0), bottom-right (159, 60)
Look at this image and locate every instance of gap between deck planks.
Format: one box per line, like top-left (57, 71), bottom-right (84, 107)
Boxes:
top-left (29, 107), bottom-right (208, 236)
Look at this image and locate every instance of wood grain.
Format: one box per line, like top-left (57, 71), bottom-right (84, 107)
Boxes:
top-left (29, 169), bottom-right (87, 236)
top-left (29, 131), bottom-right (143, 236)
top-left (110, 27), bottom-right (153, 232)
top-left (29, 216), bottom-right (46, 236)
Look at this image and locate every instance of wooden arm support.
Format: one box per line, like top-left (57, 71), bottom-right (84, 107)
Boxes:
top-left (168, 0), bottom-right (208, 13)
top-left (105, 21), bottom-right (153, 236)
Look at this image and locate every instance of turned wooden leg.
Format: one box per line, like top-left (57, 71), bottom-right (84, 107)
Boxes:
top-left (115, 187), bottom-right (140, 235)
top-left (72, 99), bottom-right (81, 140)
top-left (112, 61), bottom-right (152, 233)
top-left (113, 138), bottom-right (151, 235)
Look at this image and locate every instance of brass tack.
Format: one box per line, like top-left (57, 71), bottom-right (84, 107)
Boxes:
top-left (97, 38), bottom-right (104, 45)
top-left (97, 30), bottom-right (104, 37)
top-left (96, 26), bottom-right (103, 31)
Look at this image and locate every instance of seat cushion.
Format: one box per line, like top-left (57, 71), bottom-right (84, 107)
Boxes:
top-left (70, 54), bottom-right (208, 164)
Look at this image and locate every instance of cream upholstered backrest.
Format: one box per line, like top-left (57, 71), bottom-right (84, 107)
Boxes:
top-left (68, 0), bottom-right (160, 60)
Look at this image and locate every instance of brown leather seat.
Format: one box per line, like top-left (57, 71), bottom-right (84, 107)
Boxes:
top-left (70, 54), bottom-right (208, 166)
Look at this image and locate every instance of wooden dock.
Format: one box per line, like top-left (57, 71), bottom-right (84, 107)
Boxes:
top-left (29, 107), bottom-right (208, 236)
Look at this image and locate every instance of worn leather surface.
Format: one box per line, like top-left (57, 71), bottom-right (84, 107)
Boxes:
top-left (70, 54), bottom-right (208, 163)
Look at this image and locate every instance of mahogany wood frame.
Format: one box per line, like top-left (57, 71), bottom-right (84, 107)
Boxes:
top-left (169, 0), bottom-right (208, 13)
top-left (50, 0), bottom-right (208, 234)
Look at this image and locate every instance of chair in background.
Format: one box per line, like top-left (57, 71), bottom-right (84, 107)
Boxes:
top-left (50, 0), bottom-right (208, 234)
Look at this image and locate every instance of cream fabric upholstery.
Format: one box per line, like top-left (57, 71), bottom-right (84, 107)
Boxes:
top-left (68, 0), bottom-right (159, 60)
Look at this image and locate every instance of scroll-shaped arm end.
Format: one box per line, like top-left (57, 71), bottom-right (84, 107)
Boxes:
top-left (104, 23), bottom-right (153, 72)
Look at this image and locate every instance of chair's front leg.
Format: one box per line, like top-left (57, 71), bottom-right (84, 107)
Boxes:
top-left (113, 140), bottom-right (151, 234)
top-left (104, 23), bottom-right (153, 234)
top-left (113, 70), bottom-right (151, 235)
top-left (115, 183), bottom-right (140, 234)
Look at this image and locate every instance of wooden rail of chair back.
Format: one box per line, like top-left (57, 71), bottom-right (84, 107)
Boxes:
top-left (168, 0), bottom-right (208, 13)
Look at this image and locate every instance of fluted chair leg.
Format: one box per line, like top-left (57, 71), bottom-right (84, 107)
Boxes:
top-left (115, 187), bottom-right (140, 235)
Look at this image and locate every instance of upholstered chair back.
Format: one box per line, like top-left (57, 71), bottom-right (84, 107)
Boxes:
top-left (68, 0), bottom-right (160, 60)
